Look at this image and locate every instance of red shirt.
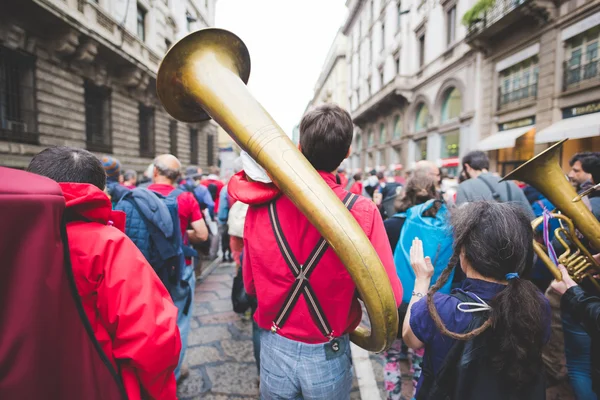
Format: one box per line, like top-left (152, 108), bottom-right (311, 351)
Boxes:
top-left (350, 181), bottom-right (363, 195)
top-left (232, 171), bottom-right (402, 344)
top-left (200, 179), bottom-right (224, 213)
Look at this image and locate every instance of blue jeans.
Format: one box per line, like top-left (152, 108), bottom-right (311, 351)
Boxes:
top-left (252, 318), bottom-right (261, 373)
top-left (173, 264), bottom-right (195, 380)
top-left (259, 330), bottom-right (353, 400)
top-left (562, 311), bottom-right (597, 400)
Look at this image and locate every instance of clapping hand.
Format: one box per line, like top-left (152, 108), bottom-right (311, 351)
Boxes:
top-left (410, 238), bottom-right (434, 281)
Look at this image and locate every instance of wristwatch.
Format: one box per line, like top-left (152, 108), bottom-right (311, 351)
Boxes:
top-left (412, 291), bottom-right (425, 298)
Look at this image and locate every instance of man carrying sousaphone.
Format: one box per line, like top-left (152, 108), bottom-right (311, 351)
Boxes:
top-left (228, 104), bottom-right (403, 399)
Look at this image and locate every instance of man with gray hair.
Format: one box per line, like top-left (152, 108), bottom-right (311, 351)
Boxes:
top-left (123, 169), bottom-right (137, 189)
top-left (414, 160), bottom-right (441, 189)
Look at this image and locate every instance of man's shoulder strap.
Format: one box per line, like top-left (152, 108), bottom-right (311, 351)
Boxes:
top-left (477, 175), bottom-right (502, 201)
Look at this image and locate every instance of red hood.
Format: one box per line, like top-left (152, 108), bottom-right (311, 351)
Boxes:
top-left (228, 171), bottom-right (281, 205)
top-left (59, 183), bottom-right (126, 232)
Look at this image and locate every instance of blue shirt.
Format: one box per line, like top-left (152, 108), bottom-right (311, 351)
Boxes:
top-left (409, 278), bottom-right (551, 392)
top-left (217, 184), bottom-right (230, 225)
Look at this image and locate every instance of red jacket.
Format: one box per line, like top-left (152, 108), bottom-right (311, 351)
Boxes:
top-left (350, 181), bottom-right (363, 195)
top-left (61, 183), bottom-right (180, 400)
top-left (200, 178), bottom-right (224, 213)
top-left (229, 171), bottom-right (402, 344)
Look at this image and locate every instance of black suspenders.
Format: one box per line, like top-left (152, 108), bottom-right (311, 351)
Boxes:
top-left (268, 192), bottom-right (358, 340)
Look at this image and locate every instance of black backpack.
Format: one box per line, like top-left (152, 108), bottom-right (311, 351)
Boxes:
top-left (417, 291), bottom-right (546, 400)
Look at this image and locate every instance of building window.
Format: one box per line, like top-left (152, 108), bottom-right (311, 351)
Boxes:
top-left (169, 120), bottom-right (178, 156)
top-left (397, 1), bottom-right (403, 32)
top-left (189, 127), bottom-right (198, 163)
top-left (207, 134), bottom-right (214, 166)
top-left (205, 0), bottom-right (209, 9)
top-left (564, 27), bottom-right (600, 90)
top-left (356, 132), bottom-right (362, 151)
top-left (357, 43), bottom-right (361, 77)
top-left (379, 123), bottom-right (386, 143)
top-left (446, 6), bottom-right (456, 47)
top-left (441, 87), bottom-right (462, 123)
top-left (367, 77), bottom-right (372, 97)
top-left (415, 138), bottom-right (427, 161)
top-left (381, 22), bottom-right (385, 51)
top-left (441, 130), bottom-right (460, 158)
top-left (368, 130), bottom-right (374, 146)
top-left (379, 68), bottom-right (384, 87)
top-left (368, 36), bottom-right (373, 65)
top-left (375, 150), bottom-right (382, 168)
top-left (414, 103), bottom-right (429, 132)
top-left (138, 104), bottom-right (155, 158)
top-left (418, 34), bottom-right (426, 68)
top-left (394, 54), bottom-right (400, 75)
top-left (84, 81), bottom-right (111, 152)
top-left (0, 46), bottom-right (37, 144)
top-left (165, 39), bottom-right (172, 51)
top-left (370, 0), bottom-right (374, 23)
top-left (393, 115), bottom-right (402, 138)
top-left (498, 56), bottom-right (538, 109)
top-left (136, 4), bottom-right (146, 41)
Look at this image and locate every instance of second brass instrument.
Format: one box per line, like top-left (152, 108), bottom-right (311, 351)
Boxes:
top-left (502, 139), bottom-right (600, 290)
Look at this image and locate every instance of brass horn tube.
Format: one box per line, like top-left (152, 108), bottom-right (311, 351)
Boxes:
top-left (157, 29), bottom-right (398, 352)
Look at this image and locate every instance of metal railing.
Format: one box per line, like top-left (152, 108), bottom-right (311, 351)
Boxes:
top-left (563, 60), bottom-right (600, 91)
top-left (467, 0), bottom-right (529, 36)
top-left (498, 82), bottom-right (538, 109)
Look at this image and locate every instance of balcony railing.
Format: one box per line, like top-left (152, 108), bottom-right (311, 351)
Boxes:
top-left (466, 0), bottom-right (529, 37)
top-left (498, 82), bottom-right (538, 109)
top-left (563, 60), bottom-right (600, 91)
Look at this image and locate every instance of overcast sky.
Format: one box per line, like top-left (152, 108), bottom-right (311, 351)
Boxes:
top-left (215, 0), bottom-right (348, 137)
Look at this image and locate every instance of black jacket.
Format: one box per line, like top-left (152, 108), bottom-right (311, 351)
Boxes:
top-left (562, 285), bottom-right (600, 395)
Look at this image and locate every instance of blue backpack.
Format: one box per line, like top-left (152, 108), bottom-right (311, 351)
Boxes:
top-left (393, 200), bottom-right (454, 304)
top-left (115, 188), bottom-right (191, 313)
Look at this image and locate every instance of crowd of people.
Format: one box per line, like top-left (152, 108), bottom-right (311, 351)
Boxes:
top-left (3, 102), bottom-right (600, 400)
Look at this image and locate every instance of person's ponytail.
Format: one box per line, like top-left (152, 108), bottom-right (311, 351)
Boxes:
top-left (488, 277), bottom-right (546, 387)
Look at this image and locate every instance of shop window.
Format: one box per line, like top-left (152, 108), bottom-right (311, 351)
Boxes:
top-left (564, 26), bottom-right (600, 90)
top-left (414, 103), bottom-right (429, 132)
top-left (446, 6), bottom-right (456, 47)
top-left (415, 138), bottom-right (427, 161)
top-left (441, 130), bottom-right (460, 158)
top-left (356, 132), bottom-right (362, 151)
top-left (379, 123), bottom-right (386, 143)
top-left (441, 87), bottom-right (462, 123)
top-left (418, 34), bottom-right (425, 68)
top-left (368, 130), bottom-right (374, 146)
top-left (0, 46), bottom-right (37, 144)
top-left (381, 22), bottom-right (385, 50)
top-left (138, 104), bottom-right (155, 158)
top-left (498, 56), bottom-right (538, 109)
top-left (393, 115), bottom-right (402, 138)
top-left (85, 81), bottom-right (112, 153)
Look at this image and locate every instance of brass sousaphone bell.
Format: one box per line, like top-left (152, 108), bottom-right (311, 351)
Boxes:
top-left (156, 28), bottom-right (398, 352)
top-left (502, 139), bottom-right (600, 290)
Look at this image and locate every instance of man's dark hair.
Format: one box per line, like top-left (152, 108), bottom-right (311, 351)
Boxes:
top-left (27, 146), bottom-right (107, 190)
top-left (462, 150), bottom-right (489, 171)
top-left (569, 152), bottom-right (600, 167)
top-left (299, 104), bottom-right (353, 172)
top-left (581, 155), bottom-right (600, 184)
top-left (353, 173), bottom-right (362, 181)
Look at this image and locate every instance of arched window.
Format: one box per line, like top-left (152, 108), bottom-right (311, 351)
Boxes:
top-left (440, 87), bottom-right (462, 123)
top-left (379, 123), bottom-right (386, 143)
top-left (415, 103), bottom-right (429, 132)
top-left (393, 115), bottom-right (402, 138)
top-left (356, 133), bottom-right (362, 151)
top-left (368, 130), bottom-right (374, 146)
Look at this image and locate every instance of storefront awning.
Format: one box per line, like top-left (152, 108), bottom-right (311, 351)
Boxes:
top-left (477, 126), bottom-right (534, 151)
top-left (535, 113), bottom-right (600, 144)
top-left (441, 157), bottom-right (460, 167)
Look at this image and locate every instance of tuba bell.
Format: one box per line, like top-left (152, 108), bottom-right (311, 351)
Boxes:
top-left (156, 28), bottom-right (398, 352)
top-left (502, 139), bottom-right (600, 290)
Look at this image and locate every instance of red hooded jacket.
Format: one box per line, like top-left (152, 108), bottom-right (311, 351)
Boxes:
top-left (229, 171), bottom-right (402, 344)
top-left (61, 183), bottom-right (181, 400)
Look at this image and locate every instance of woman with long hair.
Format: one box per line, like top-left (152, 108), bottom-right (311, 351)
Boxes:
top-left (382, 174), bottom-right (448, 400)
top-left (403, 201), bottom-right (551, 399)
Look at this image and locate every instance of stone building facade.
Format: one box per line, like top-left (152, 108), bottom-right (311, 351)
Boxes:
top-left (0, 0), bottom-right (218, 172)
top-left (466, 0), bottom-right (600, 174)
top-left (343, 0), bottom-right (481, 177)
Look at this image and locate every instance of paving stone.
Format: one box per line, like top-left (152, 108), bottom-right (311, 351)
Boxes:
top-left (176, 367), bottom-right (208, 398)
top-left (221, 339), bottom-right (256, 363)
top-left (195, 292), bottom-right (220, 302)
top-left (190, 317), bottom-right (200, 329)
top-left (197, 281), bottom-right (228, 292)
top-left (229, 319), bottom-right (253, 338)
top-left (205, 362), bottom-right (259, 396)
top-left (188, 326), bottom-right (231, 346)
top-left (186, 345), bottom-right (225, 365)
top-left (192, 304), bottom-right (211, 317)
top-left (204, 273), bottom-right (234, 283)
top-left (199, 311), bottom-right (241, 325)
top-left (215, 288), bottom-right (232, 299)
top-left (210, 298), bottom-right (234, 313)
